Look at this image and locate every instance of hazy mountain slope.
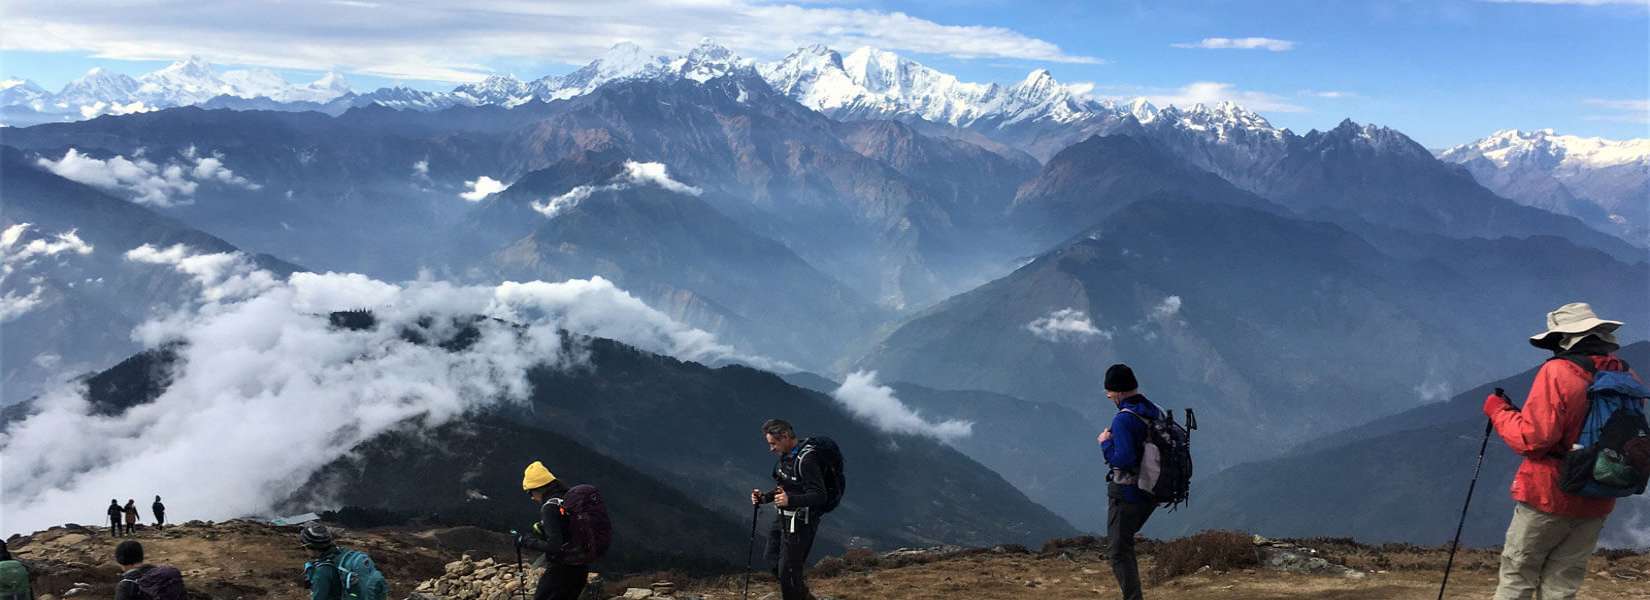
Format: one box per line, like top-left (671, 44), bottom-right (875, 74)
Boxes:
top-left (0, 146), bottom-right (298, 401)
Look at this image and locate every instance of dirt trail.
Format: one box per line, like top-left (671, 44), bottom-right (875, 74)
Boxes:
top-left (7, 521), bottom-right (1647, 599)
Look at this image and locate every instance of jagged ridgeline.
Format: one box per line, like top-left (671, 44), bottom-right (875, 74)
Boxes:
top-left (63, 310), bottom-right (1074, 570)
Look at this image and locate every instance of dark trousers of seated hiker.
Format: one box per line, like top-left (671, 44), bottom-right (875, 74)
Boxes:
top-left (533, 562), bottom-right (587, 600)
top-left (766, 510), bottom-right (819, 600)
top-left (1108, 483), bottom-right (1157, 600)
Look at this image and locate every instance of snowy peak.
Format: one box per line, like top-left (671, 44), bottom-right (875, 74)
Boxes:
top-left (673, 38), bottom-right (757, 83)
top-left (1440, 128), bottom-right (1650, 170)
top-left (454, 74), bottom-right (533, 106)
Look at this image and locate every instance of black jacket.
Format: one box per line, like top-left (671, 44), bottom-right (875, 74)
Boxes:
top-left (771, 439), bottom-right (829, 510)
top-left (518, 495), bottom-right (572, 563)
top-left (108, 504), bottom-right (122, 520)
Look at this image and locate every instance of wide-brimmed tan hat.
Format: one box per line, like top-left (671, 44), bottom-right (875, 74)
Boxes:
top-left (1530, 302), bottom-right (1622, 350)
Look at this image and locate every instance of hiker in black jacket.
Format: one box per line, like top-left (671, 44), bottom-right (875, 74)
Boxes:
top-left (752, 419), bottom-right (827, 600)
top-left (106, 500), bottom-right (122, 536)
top-left (516, 461), bottom-right (585, 600)
top-left (151, 497), bottom-right (166, 530)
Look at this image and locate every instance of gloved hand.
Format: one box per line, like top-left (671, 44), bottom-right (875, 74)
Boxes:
top-left (1482, 390), bottom-right (1511, 417)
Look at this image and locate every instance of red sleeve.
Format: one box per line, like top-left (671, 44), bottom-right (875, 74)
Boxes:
top-left (1488, 361), bottom-right (1586, 456)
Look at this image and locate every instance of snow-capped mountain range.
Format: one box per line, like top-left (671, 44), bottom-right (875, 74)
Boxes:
top-left (2, 57), bottom-right (352, 123)
top-left (1438, 129), bottom-right (1649, 244)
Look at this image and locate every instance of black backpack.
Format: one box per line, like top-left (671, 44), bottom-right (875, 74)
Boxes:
top-left (799, 437), bottom-right (846, 513)
top-left (122, 565), bottom-right (186, 600)
top-left (1120, 407), bottom-right (1196, 510)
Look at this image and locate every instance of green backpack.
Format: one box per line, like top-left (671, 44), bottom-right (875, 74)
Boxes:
top-left (0, 560), bottom-right (30, 599)
top-left (306, 549), bottom-right (388, 600)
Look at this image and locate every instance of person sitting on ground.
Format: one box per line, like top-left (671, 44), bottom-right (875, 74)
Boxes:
top-left (122, 499), bottom-right (140, 536)
top-left (113, 540), bottom-right (185, 600)
top-left (301, 525), bottom-right (388, 600)
top-left (107, 500), bottom-right (122, 536)
top-left (0, 539), bottom-right (33, 600)
top-left (151, 496), bottom-right (166, 530)
top-left (1098, 363), bottom-right (1163, 600)
top-left (1484, 302), bottom-right (1647, 600)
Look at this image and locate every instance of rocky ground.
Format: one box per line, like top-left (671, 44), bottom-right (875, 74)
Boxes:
top-left (6, 521), bottom-right (1647, 599)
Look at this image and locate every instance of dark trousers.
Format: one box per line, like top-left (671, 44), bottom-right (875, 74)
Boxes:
top-left (154, 511), bottom-right (165, 528)
top-left (1107, 486), bottom-right (1157, 600)
top-left (109, 517), bottom-right (120, 536)
top-left (765, 512), bottom-right (819, 600)
top-left (532, 562), bottom-right (588, 600)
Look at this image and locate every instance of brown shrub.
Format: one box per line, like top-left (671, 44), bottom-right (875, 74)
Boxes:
top-left (1148, 530), bottom-right (1260, 583)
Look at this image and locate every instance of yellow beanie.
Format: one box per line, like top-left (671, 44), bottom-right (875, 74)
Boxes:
top-left (522, 461), bottom-right (557, 491)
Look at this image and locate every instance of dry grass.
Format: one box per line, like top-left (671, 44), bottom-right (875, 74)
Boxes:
top-left (1146, 530), bottom-right (1260, 583)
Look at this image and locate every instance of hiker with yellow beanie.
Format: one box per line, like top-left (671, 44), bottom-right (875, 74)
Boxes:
top-left (516, 461), bottom-right (611, 600)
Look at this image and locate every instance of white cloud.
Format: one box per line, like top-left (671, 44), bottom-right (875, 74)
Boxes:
top-left (1, 245), bottom-right (789, 533)
top-left (0, 285), bottom-right (46, 321)
top-left (1093, 82), bottom-right (1307, 113)
top-left (36, 147), bottom-right (259, 207)
top-left (830, 371), bottom-right (971, 441)
top-left (77, 99), bottom-right (155, 119)
top-left (413, 159), bottom-right (430, 178)
top-left (1150, 295), bottom-right (1183, 322)
top-left (1171, 37), bottom-right (1296, 52)
top-left (2, 223), bottom-right (95, 280)
top-left (1583, 98), bottom-right (1650, 124)
top-left (125, 244), bottom-right (281, 303)
top-left (460, 175), bottom-right (508, 201)
top-left (0, 1), bottom-right (1097, 84)
top-left (1026, 308), bottom-right (1112, 343)
top-left (532, 161), bottom-right (700, 219)
top-left (1301, 90), bottom-right (1357, 99)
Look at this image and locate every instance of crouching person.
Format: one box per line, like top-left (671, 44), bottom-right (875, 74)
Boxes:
top-left (114, 541), bottom-right (185, 600)
top-left (301, 525), bottom-right (389, 600)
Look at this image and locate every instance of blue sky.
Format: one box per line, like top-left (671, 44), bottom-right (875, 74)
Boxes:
top-left (2, 0), bottom-right (1645, 147)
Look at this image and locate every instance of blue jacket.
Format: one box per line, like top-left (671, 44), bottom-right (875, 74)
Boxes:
top-left (1101, 395), bottom-right (1162, 504)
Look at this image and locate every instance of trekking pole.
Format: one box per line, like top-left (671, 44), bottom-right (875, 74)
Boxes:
top-left (512, 530), bottom-right (528, 600)
top-left (741, 502), bottom-right (760, 600)
top-left (1437, 387), bottom-right (1504, 600)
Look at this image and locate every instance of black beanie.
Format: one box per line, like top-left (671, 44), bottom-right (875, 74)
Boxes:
top-left (115, 540), bottom-right (144, 566)
top-left (1104, 363), bottom-right (1138, 392)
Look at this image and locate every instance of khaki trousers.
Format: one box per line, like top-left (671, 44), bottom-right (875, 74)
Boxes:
top-left (1494, 502), bottom-right (1607, 600)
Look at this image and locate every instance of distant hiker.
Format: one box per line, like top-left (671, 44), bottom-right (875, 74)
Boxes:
top-left (751, 419), bottom-right (845, 600)
top-left (516, 461), bottom-right (611, 600)
top-left (1484, 303), bottom-right (1649, 600)
top-left (123, 499), bottom-right (140, 535)
top-left (300, 525), bottom-right (389, 600)
top-left (151, 496), bottom-right (166, 529)
top-left (0, 539), bottom-right (32, 600)
top-left (1098, 364), bottom-right (1161, 600)
top-left (107, 499), bottom-right (122, 536)
top-left (113, 540), bottom-right (185, 600)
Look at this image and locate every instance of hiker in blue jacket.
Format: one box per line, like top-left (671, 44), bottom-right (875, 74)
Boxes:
top-left (1098, 363), bottom-right (1162, 600)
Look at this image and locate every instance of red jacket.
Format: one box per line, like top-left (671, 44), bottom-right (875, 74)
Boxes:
top-left (1483, 354), bottom-right (1639, 519)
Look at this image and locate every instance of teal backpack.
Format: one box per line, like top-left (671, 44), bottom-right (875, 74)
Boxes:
top-left (306, 548), bottom-right (388, 600)
top-left (0, 560), bottom-right (29, 600)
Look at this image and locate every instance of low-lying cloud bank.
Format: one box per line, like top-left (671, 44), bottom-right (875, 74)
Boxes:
top-left (831, 370), bottom-right (972, 441)
top-left (37, 146), bottom-right (260, 207)
top-left (533, 161), bottom-right (702, 218)
top-left (0, 244), bottom-right (782, 533)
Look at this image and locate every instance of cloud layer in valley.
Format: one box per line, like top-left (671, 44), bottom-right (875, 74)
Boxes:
top-left (0, 243), bottom-right (786, 532)
top-left (1026, 307), bottom-right (1112, 342)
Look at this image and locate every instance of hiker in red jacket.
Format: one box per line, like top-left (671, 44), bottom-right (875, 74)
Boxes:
top-left (1482, 302), bottom-right (1643, 600)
